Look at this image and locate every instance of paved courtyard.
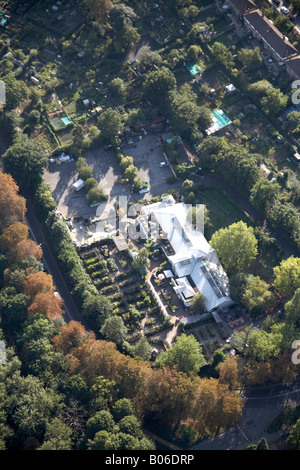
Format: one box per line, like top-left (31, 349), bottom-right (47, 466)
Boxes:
top-left (44, 133), bottom-right (179, 225)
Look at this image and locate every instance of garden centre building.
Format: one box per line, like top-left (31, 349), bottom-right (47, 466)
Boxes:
top-left (138, 195), bottom-right (234, 313)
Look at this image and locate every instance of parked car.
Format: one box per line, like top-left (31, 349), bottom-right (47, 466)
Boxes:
top-left (139, 187), bottom-right (150, 194)
top-left (159, 161), bottom-right (168, 167)
top-left (120, 178), bottom-right (129, 184)
top-left (280, 6), bottom-right (289, 15)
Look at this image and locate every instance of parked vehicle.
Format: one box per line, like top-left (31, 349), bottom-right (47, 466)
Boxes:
top-left (280, 6), bottom-right (289, 15)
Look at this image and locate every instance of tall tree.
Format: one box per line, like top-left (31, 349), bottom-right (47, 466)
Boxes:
top-left (2, 139), bottom-right (48, 189)
top-left (23, 272), bottom-right (55, 298)
top-left (0, 222), bottom-right (29, 254)
top-left (100, 316), bottom-right (128, 345)
top-left (27, 292), bottom-right (64, 321)
top-left (156, 333), bottom-right (206, 375)
top-left (0, 173), bottom-right (26, 232)
top-left (143, 67), bottom-right (176, 107)
top-left (273, 256), bottom-right (300, 298)
top-left (210, 221), bottom-right (258, 274)
top-left (87, 0), bottom-right (112, 23)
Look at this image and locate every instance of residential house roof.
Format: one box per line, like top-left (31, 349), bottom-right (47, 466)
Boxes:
top-left (285, 54), bottom-right (300, 78)
top-left (244, 9), bottom-right (298, 60)
top-left (228, 0), bottom-right (256, 13)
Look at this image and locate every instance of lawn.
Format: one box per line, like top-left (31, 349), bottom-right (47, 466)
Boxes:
top-left (197, 186), bottom-right (251, 236)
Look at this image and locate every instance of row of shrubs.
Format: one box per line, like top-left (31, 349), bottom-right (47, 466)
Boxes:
top-left (34, 181), bottom-right (98, 308)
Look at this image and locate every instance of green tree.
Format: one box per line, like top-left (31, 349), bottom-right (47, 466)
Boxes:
top-left (98, 108), bottom-right (124, 142)
top-left (38, 418), bottom-right (73, 450)
top-left (248, 437), bottom-right (269, 450)
top-left (84, 177), bottom-right (98, 192)
top-left (120, 156), bottom-right (134, 170)
top-left (285, 288), bottom-right (300, 324)
top-left (138, 46), bottom-right (162, 71)
top-left (247, 328), bottom-right (282, 362)
top-left (190, 293), bottom-right (207, 314)
top-left (241, 275), bottom-right (276, 316)
top-left (250, 178), bottom-right (280, 213)
top-left (85, 410), bottom-right (115, 439)
top-left (8, 374), bottom-right (62, 439)
top-left (0, 288), bottom-right (30, 332)
top-left (118, 415), bottom-right (143, 438)
top-left (210, 221), bottom-right (258, 274)
top-left (2, 73), bottom-right (28, 109)
top-left (238, 47), bottom-right (262, 70)
top-left (101, 315), bottom-right (128, 345)
top-left (248, 79), bottom-right (273, 100)
top-left (131, 247), bottom-right (150, 274)
top-left (124, 164), bottom-right (138, 182)
top-left (79, 166), bottom-right (93, 181)
top-left (109, 77), bottom-right (127, 101)
top-left (143, 67), bottom-right (176, 107)
top-left (261, 88), bottom-right (288, 116)
top-left (156, 333), bottom-right (206, 374)
top-left (3, 139), bottom-right (48, 189)
top-left (287, 419), bottom-right (300, 449)
top-left (87, 0), bottom-right (112, 23)
top-left (211, 42), bottom-right (234, 68)
top-left (133, 337), bottom-right (152, 360)
top-left (88, 187), bottom-right (108, 205)
top-left (111, 398), bottom-right (136, 422)
top-left (83, 294), bottom-right (113, 330)
top-left (273, 257), bottom-right (300, 297)
top-left (186, 45), bottom-right (202, 62)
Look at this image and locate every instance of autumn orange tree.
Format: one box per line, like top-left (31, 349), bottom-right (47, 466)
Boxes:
top-left (23, 271), bottom-right (55, 298)
top-left (52, 321), bottom-right (95, 354)
top-left (28, 291), bottom-right (64, 321)
top-left (0, 172), bottom-right (26, 232)
top-left (12, 239), bottom-right (43, 264)
top-left (0, 222), bottom-right (29, 254)
top-left (218, 356), bottom-right (240, 390)
top-left (61, 335), bottom-right (244, 437)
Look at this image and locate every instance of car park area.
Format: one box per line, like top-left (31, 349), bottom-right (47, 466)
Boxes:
top-left (44, 133), bottom-right (178, 221)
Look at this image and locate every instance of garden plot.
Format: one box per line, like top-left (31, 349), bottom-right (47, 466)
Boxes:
top-left (26, 0), bottom-right (84, 37)
top-left (79, 241), bottom-right (173, 349)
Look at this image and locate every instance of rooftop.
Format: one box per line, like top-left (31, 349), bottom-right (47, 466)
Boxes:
top-left (228, 0), bottom-right (256, 13)
top-left (244, 9), bottom-right (298, 60)
top-left (140, 196), bottom-right (233, 312)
